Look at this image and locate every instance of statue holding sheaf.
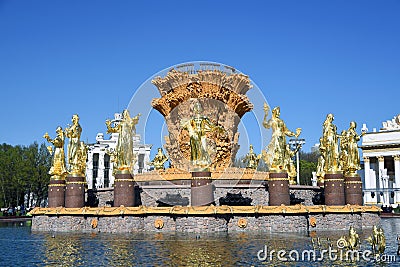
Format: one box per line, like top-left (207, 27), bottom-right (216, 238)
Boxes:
top-left (180, 102), bottom-right (225, 170)
top-left (43, 126), bottom-right (68, 179)
top-left (319, 113), bottom-right (341, 173)
top-left (73, 141), bottom-right (88, 176)
top-left (345, 121), bottom-right (363, 176)
top-left (261, 103), bottom-right (301, 173)
top-left (106, 109), bottom-right (140, 172)
top-left (65, 114), bottom-right (85, 175)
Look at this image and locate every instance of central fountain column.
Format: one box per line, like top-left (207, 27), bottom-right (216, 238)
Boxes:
top-left (268, 172), bottom-right (290, 206)
top-left (191, 171), bottom-right (214, 206)
top-left (113, 170), bottom-right (135, 207)
top-left (324, 172), bottom-right (345, 205)
top-left (48, 177), bottom-right (66, 207)
top-left (65, 174), bottom-right (86, 208)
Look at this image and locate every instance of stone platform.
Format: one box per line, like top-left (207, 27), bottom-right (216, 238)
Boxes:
top-left (30, 205), bottom-right (380, 233)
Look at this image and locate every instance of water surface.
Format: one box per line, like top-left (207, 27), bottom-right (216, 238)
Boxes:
top-left (0, 219), bottom-right (399, 266)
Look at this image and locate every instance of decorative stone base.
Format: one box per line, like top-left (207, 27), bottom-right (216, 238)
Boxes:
top-left (344, 175), bottom-right (363, 205)
top-left (114, 172), bottom-right (135, 207)
top-left (324, 173), bottom-right (345, 206)
top-left (48, 179), bottom-right (65, 207)
top-left (31, 206), bottom-right (381, 233)
top-left (268, 172), bottom-right (290, 206)
top-left (191, 171), bottom-right (214, 206)
top-left (65, 175), bottom-right (86, 208)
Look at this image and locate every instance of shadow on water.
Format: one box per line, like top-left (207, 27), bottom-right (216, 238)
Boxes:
top-left (0, 219), bottom-right (399, 266)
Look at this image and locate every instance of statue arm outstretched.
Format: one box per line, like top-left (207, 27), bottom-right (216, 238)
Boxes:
top-left (283, 125), bottom-right (301, 138)
top-left (131, 113), bottom-right (141, 125)
top-left (262, 103), bottom-right (271, 129)
top-left (43, 132), bottom-right (55, 145)
top-left (105, 120), bottom-right (118, 134)
top-left (202, 117), bottom-right (224, 134)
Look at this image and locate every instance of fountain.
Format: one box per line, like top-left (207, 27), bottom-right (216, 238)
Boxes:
top-left (31, 62), bottom-right (380, 233)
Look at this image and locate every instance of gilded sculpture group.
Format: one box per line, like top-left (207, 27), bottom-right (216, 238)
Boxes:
top-left (43, 114), bottom-right (87, 179)
top-left (337, 225), bottom-right (385, 254)
top-left (44, 111), bottom-right (142, 179)
top-left (316, 114), bottom-right (364, 183)
top-left (43, 101), bottom-right (363, 181)
top-left (244, 104), bottom-right (363, 185)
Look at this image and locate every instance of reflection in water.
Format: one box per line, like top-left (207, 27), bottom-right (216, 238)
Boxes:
top-left (162, 233), bottom-right (239, 266)
top-left (42, 233), bottom-right (83, 266)
top-left (1, 219), bottom-right (400, 266)
top-left (104, 234), bottom-right (138, 266)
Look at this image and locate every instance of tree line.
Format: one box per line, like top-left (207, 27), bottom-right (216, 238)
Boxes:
top-left (0, 142), bottom-right (51, 208)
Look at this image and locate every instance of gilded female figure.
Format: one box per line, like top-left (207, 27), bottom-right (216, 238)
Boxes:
top-left (243, 144), bottom-right (259, 169)
top-left (320, 113), bottom-right (340, 173)
top-left (262, 104), bottom-right (301, 172)
top-left (346, 121), bottom-right (362, 175)
top-left (150, 148), bottom-right (168, 170)
top-left (65, 114), bottom-right (82, 173)
top-left (339, 130), bottom-right (348, 171)
top-left (43, 126), bottom-right (68, 178)
top-left (181, 102), bottom-right (224, 169)
top-left (106, 110), bottom-right (140, 171)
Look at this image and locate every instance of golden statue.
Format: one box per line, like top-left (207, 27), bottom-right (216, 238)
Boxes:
top-left (339, 129), bottom-right (348, 171)
top-left (242, 144), bottom-right (259, 169)
top-left (65, 114), bottom-right (83, 175)
top-left (261, 104), bottom-right (301, 173)
top-left (316, 137), bottom-right (325, 184)
top-left (150, 148), bottom-right (168, 170)
top-left (337, 226), bottom-right (360, 250)
top-left (285, 144), bottom-right (300, 185)
top-left (105, 147), bottom-right (118, 176)
top-left (367, 225), bottom-right (386, 255)
top-left (106, 110), bottom-right (140, 172)
top-left (73, 141), bottom-right (88, 176)
top-left (348, 226), bottom-right (360, 249)
top-left (377, 227), bottom-right (386, 254)
top-left (180, 102), bottom-right (224, 170)
top-left (345, 121), bottom-right (363, 176)
top-left (43, 126), bottom-right (68, 179)
top-left (320, 114), bottom-right (341, 173)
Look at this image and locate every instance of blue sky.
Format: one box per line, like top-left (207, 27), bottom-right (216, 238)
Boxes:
top-left (1, 0), bottom-right (399, 157)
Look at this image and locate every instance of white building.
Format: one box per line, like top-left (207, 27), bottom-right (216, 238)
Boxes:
top-left (85, 113), bottom-right (152, 189)
top-left (361, 114), bottom-right (400, 206)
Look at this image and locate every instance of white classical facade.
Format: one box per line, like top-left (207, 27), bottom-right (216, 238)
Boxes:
top-left (361, 114), bottom-right (400, 207)
top-left (85, 113), bottom-right (152, 189)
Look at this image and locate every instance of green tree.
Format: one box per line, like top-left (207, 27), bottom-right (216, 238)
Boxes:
top-left (22, 143), bottom-right (51, 207)
top-left (0, 142), bottom-right (51, 208)
top-left (298, 151), bottom-right (319, 185)
top-left (0, 144), bottom-right (24, 207)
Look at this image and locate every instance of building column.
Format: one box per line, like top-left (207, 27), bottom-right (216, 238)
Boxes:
top-left (97, 152), bottom-right (105, 188)
top-left (369, 169), bottom-right (378, 205)
top-left (377, 156), bottom-right (387, 205)
top-left (144, 145), bottom-right (152, 172)
top-left (109, 162), bottom-right (115, 188)
top-left (363, 156), bottom-right (372, 204)
top-left (394, 155), bottom-right (400, 205)
top-left (86, 150), bottom-right (93, 189)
